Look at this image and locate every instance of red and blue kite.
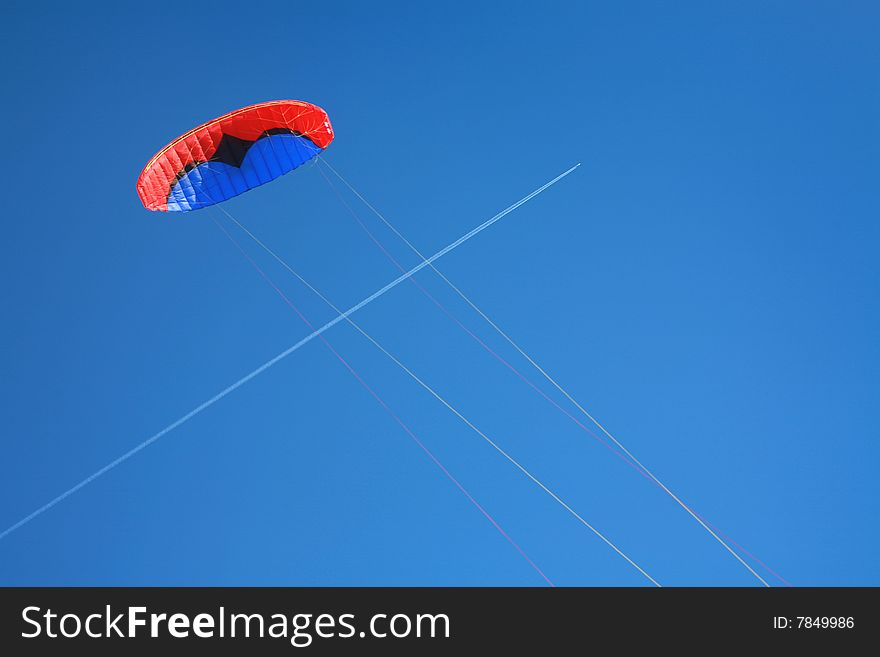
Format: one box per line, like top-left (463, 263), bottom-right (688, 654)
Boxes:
top-left (137, 100), bottom-right (334, 212)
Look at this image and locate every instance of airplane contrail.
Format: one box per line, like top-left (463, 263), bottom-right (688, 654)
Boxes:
top-left (0, 164), bottom-right (580, 541)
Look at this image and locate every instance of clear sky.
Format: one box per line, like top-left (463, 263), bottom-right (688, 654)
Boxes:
top-left (0, 1), bottom-right (877, 586)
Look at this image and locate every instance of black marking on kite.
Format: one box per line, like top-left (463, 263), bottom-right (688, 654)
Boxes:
top-left (166, 129), bottom-right (317, 199)
top-left (209, 128), bottom-right (311, 167)
top-left (169, 160), bottom-right (206, 190)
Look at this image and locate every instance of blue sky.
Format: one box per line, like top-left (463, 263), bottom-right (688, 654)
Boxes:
top-left (0, 1), bottom-right (877, 586)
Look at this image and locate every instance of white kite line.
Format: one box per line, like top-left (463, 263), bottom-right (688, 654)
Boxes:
top-left (216, 203), bottom-right (660, 587)
top-left (318, 157), bottom-right (770, 587)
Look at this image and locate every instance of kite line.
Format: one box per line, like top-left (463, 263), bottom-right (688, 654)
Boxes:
top-left (315, 157), bottom-right (775, 587)
top-left (214, 204), bottom-right (660, 587)
top-left (211, 214), bottom-right (555, 586)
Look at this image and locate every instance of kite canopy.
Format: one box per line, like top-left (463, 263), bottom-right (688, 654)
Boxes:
top-left (136, 100), bottom-right (334, 212)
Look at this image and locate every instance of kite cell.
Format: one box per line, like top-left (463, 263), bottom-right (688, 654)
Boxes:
top-left (136, 100), bottom-right (334, 212)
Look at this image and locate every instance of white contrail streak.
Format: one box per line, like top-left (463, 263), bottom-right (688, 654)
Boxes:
top-left (318, 158), bottom-right (771, 587)
top-left (0, 164), bottom-right (579, 542)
